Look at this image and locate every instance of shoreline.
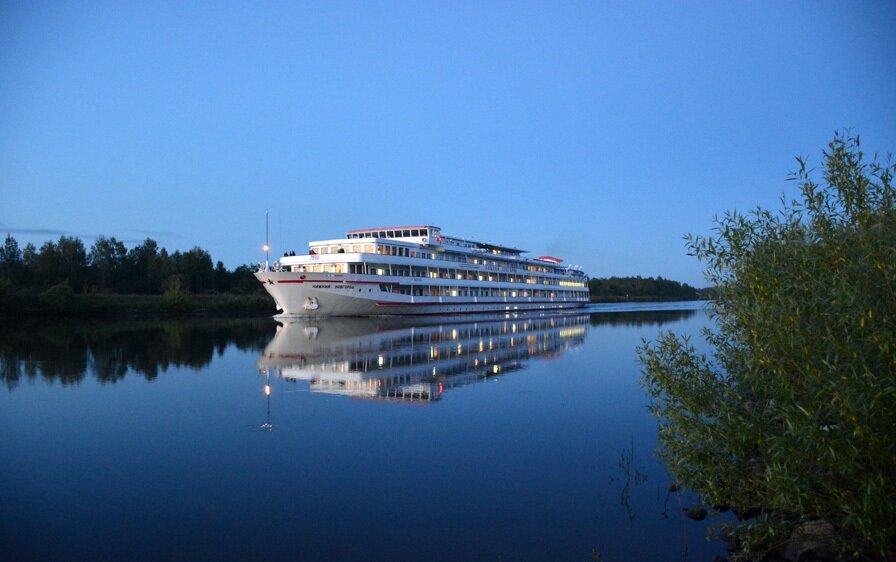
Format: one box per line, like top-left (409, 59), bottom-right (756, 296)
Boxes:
top-left (2, 291), bottom-right (710, 319)
top-left (0, 292), bottom-right (275, 319)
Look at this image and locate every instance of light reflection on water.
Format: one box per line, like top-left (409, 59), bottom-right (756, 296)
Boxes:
top-left (0, 304), bottom-right (726, 562)
top-left (257, 313), bottom-right (591, 404)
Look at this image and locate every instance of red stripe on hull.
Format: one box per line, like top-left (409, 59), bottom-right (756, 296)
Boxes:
top-left (374, 300), bottom-right (582, 307)
top-left (277, 279), bottom-right (382, 285)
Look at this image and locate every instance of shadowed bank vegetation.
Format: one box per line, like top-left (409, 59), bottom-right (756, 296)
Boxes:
top-left (588, 276), bottom-right (707, 302)
top-left (639, 133), bottom-right (895, 561)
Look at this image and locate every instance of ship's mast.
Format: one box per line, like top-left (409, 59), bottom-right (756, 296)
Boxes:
top-left (263, 210), bottom-right (270, 271)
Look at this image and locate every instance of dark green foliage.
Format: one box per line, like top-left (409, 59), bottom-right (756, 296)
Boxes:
top-left (1, 234), bottom-right (23, 284)
top-left (124, 238), bottom-right (164, 294)
top-left (88, 236), bottom-right (127, 291)
top-left (170, 246), bottom-right (214, 293)
top-left (639, 133), bottom-right (895, 559)
top-left (161, 275), bottom-right (188, 313)
top-left (33, 236), bottom-right (88, 292)
top-left (40, 284), bottom-right (76, 312)
top-left (589, 275), bottom-right (702, 302)
top-left (0, 234), bottom-right (268, 316)
top-left (0, 277), bottom-right (11, 309)
top-left (0, 291), bottom-right (273, 317)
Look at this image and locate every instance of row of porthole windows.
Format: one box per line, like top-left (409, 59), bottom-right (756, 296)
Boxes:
top-left (290, 260), bottom-right (589, 292)
top-left (353, 263), bottom-right (586, 288)
top-left (377, 284), bottom-right (587, 300)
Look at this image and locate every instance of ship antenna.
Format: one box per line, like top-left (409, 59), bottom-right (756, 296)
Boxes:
top-left (263, 209), bottom-right (270, 271)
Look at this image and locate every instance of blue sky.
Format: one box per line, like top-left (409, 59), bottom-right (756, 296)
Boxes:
top-left (2, 1), bottom-right (894, 286)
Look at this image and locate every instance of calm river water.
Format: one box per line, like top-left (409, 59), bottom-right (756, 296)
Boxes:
top-left (1, 303), bottom-right (727, 561)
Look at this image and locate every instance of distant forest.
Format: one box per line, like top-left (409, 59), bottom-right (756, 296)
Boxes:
top-left (588, 276), bottom-right (707, 302)
top-left (0, 234), bottom-right (261, 296)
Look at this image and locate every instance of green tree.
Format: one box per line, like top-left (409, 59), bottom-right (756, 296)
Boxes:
top-left (639, 133), bottom-right (895, 559)
top-left (0, 234), bottom-right (23, 285)
top-left (126, 238), bottom-right (162, 293)
top-left (177, 246), bottom-right (214, 293)
top-left (57, 236), bottom-right (88, 292)
top-left (22, 243), bottom-right (37, 267)
top-left (232, 264), bottom-right (264, 294)
top-left (32, 236), bottom-right (88, 291)
top-left (213, 260), bottom-right (229, 293)
top-left (161, 274), bottom-right (188, 313)
top-left (88, 236), bottom-right (127, 291)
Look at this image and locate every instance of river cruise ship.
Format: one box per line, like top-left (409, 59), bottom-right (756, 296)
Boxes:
top-left (255, 225), bottom-right (589, 316)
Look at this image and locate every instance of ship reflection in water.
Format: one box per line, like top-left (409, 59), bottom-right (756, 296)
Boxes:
top-left (257, 312), bottom-right (589, 403)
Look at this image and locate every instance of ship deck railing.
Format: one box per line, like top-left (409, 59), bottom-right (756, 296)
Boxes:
top-left (266, 254), bottom-right (579, 278)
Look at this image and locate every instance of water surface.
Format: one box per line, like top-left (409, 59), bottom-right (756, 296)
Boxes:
top-left (1, 304), bottom-right (725, 561)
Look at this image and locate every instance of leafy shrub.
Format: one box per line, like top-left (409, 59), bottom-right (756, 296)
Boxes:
top-left (162, 275), bottom-right (188, 313)
top-left (40, 283), bottom-right (76, 313)
top-left (639, 133), bottom-right (895, 559)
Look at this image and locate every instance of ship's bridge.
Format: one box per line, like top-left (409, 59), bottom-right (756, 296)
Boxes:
top-left (345, 225), bottom-right (439, 243)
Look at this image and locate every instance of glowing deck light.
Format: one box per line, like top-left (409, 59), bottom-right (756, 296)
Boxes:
top-left (264, 384), bottom-right (271, 396)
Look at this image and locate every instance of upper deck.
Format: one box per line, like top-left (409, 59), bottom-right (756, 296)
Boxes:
top-left (274, 226), bottom-right (585, 279)
top-left (343, 225), bottom-right (526, 256)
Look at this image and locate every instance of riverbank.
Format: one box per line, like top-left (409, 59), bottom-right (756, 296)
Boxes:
top-left (0, 290), bottom-right (275, 318)
top-left (590, 295), bottom-right (707, 303)
top-left (2, 287), bottom-right (710, 318)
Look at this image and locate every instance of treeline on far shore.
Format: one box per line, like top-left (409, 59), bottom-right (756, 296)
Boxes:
top-left (1, 233), bottom-right (709, 316)
top-left (588, 276), bottom-right (710, 302)
top-left (0, 234), bottom-right (271, 317)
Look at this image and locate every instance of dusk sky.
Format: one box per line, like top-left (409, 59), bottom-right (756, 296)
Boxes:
top-left (2, 1), bottom-right (894, 287)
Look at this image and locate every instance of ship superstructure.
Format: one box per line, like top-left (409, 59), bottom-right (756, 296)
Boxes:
top-left (255, 225), bottom-right (589, 316)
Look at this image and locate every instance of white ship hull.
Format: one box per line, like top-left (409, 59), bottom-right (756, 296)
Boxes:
top-left (255, 224), bottom-right (590, 317)
top-left (255, 270), bottom-right (588, 317)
